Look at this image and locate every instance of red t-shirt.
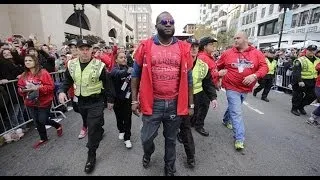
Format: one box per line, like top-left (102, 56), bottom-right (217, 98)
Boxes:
top-left (151, 43), bottom-right (181, 99)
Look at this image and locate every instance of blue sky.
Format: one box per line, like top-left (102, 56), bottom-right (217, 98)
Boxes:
top-left (151, 4), bottom-right (200, 33)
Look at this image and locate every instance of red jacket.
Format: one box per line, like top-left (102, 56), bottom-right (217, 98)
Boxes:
top-left (197, 51), bottom-right (219, 87)
top-left (316, 62), bottom-right (320, 87)
top-left (217, 46), bottom-right (268, 93)
top-left (134, 37), bottom-right (193, 115)
top-left (17, 69), bottom-right (54, 108)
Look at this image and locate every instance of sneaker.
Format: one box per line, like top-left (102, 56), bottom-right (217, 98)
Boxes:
top-left (57, 125), bottom-right (63, 137)
top-left (222, 121), bottom-right (233, 130)
top-left (118, 133), bottom-right (125, 140)
top-left (234, 140), bottom-right (244, 150)
top-left (33, 140), bottom-right (48, 149)
top-left (124, 140), bottom-right (132, 149)
top-left (78, 127), bottom-right (87, 139)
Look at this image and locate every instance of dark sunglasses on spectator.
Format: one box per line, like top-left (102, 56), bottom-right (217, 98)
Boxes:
top-left (158, 19), bottom-right (175, 26)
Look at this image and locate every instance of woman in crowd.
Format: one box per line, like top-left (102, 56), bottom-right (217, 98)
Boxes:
top-left (18, 55), bottom-right (62, 149)
top-left (110, 52), bottom-right (133, 149)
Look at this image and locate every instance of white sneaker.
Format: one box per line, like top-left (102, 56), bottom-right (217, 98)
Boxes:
top-left (124, 140), bottom-right (132, 149)
top-left (78, 127), bottom-right (87, 139)
top-left (118, 133), bottom-right (125, 140)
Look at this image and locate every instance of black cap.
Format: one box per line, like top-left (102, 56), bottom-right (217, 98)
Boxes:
top-left (307, 45), bottom-right (317, 51)
top-left (199, 36), bottom-right (217, 47)
top-left (187, 38), bottom-right (199, 46)
top-left (76, 39), bottom-right (93, 48)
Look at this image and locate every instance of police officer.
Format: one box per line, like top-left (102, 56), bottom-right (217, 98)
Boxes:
top-left (253, 47), bottom-right (277, 102)
top-left (58, 39), bottom-right (115, 174)
top-left (291, 45), bottom-right (320, 116)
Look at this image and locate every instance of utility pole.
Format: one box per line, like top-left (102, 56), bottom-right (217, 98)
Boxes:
top-left (278, 4), bottom-right (293, 49)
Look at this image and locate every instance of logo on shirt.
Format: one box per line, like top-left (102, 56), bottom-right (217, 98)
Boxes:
top-left (231, 58), bottom-right (254, 73)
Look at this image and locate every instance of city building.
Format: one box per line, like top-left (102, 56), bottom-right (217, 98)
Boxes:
top-left (199, 4), bottom-right (222, 36)
top-left (227, 4), bottom-right (241, 32)
top-left (183, 24), bottom-right (197, 34)
top-left (0, 4), bottom-right (135, 46)
top-left (122, 4), bottom-right (152, 43)
top-left (237, 4), bottom-right (320, 48)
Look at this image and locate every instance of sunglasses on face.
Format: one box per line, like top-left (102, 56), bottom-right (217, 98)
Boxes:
top-left (158, 19), bottom-right (175, 26)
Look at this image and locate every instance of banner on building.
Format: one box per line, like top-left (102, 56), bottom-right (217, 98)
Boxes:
top-left (278, 10), bottom-right (293, 32)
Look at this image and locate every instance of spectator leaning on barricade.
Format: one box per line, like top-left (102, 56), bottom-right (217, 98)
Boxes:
top-left (58, 39), bottom-right (115, 174)
top-left (111, 52), bottom-right (134, 149)
top-left (291, 45), bottom-right (319, 116)
top-left (217, 31), bottom-right (268, 150)
top-left (17, 55), bottom-right (63, 149)
top-left (0, 48), bottom-right (26, 130)
top-left (253, 47), bottom-right (277, 102)
top-left (131, 11), bottom-right (194, 176)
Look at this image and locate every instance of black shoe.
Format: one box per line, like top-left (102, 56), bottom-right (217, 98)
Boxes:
top-left (299, 108), bottom-right (307, 115)
top-left (195, 128), bottom-right (209, 137)
top-left (253, 91), bottom-right (257, 97)
top-left (142, 154), bottom-right (150, 168)
top-left (291, 109), bottom-right (300, 116)
top-left (177, 132), bottom-right (183, 143)
top-left (84, 151), bottom-right (96, 174)
top-left (164, 167), bottom-right (175, 176)
top-left (261, 97), bottom-right (269, 102)
top-left (187, 157), bottom-right (195, 168)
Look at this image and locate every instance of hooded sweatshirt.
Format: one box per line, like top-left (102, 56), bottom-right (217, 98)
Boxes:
top-left (217, 46), bottom-right (268, 93)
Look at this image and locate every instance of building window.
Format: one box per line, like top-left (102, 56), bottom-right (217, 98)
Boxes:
top-left (248, 28), bottom-right (252, 36)
top-left (249, 13), bottom-right (253, 23)
top-left (258, 24), bottom-right (265, 36)
top-left (246, 15), bottom-right (249, 24)
top-left (269, 4), bottom-right (274, 15)
top-left (299, 10), bottom-right (309, 26)
top-left (203, 10), bottom-right (206, 14)
top-left (265, 21), bottom-right (274, 35)
top-left (209, 4), bottom-right (212, 9)
top-left (261, 7), bottom-right (266, 18)
top-left (242, 16), bottom-right (245, 25)
top-left (311, 7), bottom-right (320, 24)
top-left (273, 21), bottom-right (279, 34)
top-left (291, 14), bottom-right (299, 27)
top-left (252, 26), bottom-right (255, 36)
top-left (253, 12), bottom-right (257, 22)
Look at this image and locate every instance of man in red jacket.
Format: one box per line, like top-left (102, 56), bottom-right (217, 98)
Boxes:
top-left (131, 11), bottom-right (194, 176)
top-left (217, 31), bottom-right (268, 150)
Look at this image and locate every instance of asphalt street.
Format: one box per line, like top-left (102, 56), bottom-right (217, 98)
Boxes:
top-left (0, 89), bottom-right (320, 176)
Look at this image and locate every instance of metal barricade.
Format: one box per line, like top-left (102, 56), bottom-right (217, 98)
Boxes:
top-left (274, 65), bottom-right (293, 91)
top-left (0, 70), bottom-right (71, 137)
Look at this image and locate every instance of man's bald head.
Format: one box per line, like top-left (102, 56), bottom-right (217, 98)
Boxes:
top-left (234, 31), bottom-right (249, 50)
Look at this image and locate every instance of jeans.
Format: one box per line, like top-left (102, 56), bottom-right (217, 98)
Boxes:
top-left (141, 99), bottom-right (181, 173)
top-left (8, 103), bottom-right (25, 128)
top-left (179, 116), bottom-right (195, 159)
top-left (312, 86), bottom-right (320, 116)
top-left (114, 98), bottom-right (132, 141)
top-left (28, 106), bottom-right (61, 141)
top-left (223, 90), bottom-right (247, 142)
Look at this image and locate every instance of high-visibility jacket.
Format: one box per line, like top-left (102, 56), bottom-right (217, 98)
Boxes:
top-left (68, 58), bottom-right (105, 97)
top-left (193, 58), bottom-right (209, 94)
top-left (295, 56), bottom-right (320, 79)
top-left (266, 58), bottom-right (277, 75)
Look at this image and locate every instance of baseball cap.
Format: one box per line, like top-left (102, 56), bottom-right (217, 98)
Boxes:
top-left (76, 39), bottom-right (93, 48)
top-left (92, 44), bottom-right (100, 49)
top-left (67, 39), bottom-right (77, 47)
top-left (306, 45), bottom-right (317, 51)
top-left (199, 36), bottom-right (217, 47)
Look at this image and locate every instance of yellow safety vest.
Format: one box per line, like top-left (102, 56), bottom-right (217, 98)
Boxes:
top-left (68, 58), bottom-right (105, 97)
top-left (295, 56), bottom-right (320, 79)
top-left (266, 58), bottom-right (277, 75)
top-left (193, 58), bottom-right (209, 94)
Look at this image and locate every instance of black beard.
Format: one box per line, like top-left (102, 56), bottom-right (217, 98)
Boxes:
top-left (157, 28), bottom-right (175, 40)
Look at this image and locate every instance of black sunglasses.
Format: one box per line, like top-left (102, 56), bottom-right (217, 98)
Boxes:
top-left (158, 19), bottom-right (175, 26)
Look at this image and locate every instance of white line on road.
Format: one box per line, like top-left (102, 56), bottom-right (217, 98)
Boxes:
top-left (220, 89), bottom-right (264, 115)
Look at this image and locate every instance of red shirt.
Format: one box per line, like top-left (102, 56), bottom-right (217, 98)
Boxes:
top-left (151, 42), bottom-right (181, 99)
top-left (217, 46), bottom-right (268, 93)
top-left (17, 69), bottom-right (54, 108)
top-left (315, 63), bottom-right (320, 87)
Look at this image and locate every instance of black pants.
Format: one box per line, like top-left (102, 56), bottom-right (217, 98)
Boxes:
top-left (254, 77), bottom-right (273, 98)
top-left (78, 100), bottom-right (105, 151)
top-left (114, 98), bottom-right (132, 141)
top-left (179, 116), bottom-right (195, 159)
top-left (292, 81), bottom-right (316, 110)
top-left (29, 106), bottom-right (61, 141)
top-left (191, 91), bottom-right (210, 129)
